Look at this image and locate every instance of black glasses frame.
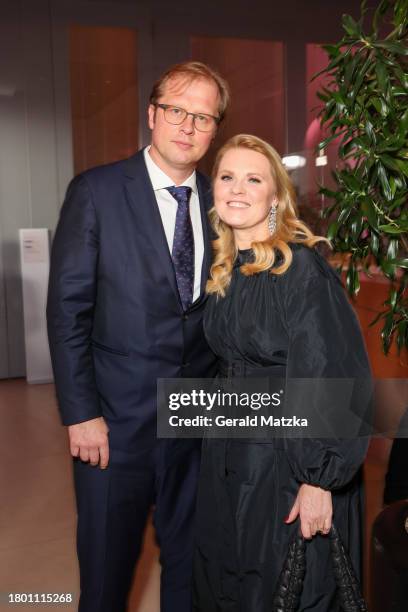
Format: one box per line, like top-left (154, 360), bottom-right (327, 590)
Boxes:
top-left (154, 103), bottom-right (220, 131)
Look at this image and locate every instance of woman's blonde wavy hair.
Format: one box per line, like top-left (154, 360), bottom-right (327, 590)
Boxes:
top-left (206, 134), bottom-right (329, 297)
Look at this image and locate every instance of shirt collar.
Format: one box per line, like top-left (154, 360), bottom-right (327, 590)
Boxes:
top-left (144, 146), bottom-right (197, 194)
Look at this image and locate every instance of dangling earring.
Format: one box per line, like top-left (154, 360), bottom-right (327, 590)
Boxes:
top-left (268, 202), bottom-right (278, 235)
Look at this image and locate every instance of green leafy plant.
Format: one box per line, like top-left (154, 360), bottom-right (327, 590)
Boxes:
top-left (316, 0), bottom-right (408, 355)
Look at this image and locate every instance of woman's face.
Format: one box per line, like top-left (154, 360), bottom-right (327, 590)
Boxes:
top-left (213, 147), bottom-right (277, 244)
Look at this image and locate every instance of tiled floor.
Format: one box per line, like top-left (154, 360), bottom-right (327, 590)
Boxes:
top-left (0, 378), bottom-right (394, 611)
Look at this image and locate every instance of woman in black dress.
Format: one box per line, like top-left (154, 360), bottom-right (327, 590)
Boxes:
top-left (193, 134), bottom-right (371, 611)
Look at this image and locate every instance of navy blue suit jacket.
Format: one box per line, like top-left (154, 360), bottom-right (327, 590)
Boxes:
top-left (47, 150), bottom-right (217, 451)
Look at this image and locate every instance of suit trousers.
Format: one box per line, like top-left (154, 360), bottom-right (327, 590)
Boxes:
top-left (73, 438), bottom-right (201, 612)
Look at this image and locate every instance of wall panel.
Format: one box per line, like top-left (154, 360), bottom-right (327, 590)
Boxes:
top-left (191, 36), bottom-right (285, 175)
top-left (69, 25), bottom-right (139, 173)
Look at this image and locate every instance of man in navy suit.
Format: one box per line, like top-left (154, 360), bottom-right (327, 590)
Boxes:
top-left (47, 61), bottom-right (230, 612)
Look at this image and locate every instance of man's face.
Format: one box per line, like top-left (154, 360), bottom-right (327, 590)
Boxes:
top-left (148, 76), bottom-right (220, 179)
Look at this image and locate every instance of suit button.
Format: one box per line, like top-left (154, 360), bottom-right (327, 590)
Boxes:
top-left (183, 314), bottom-right (189, 321)
top-left (182, 362), bottom-right (190, 368)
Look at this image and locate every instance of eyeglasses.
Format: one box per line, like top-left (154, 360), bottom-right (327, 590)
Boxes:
top-left (154, 103), bottom-right (220, 132)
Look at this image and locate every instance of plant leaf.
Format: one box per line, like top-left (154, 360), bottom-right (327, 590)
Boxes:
top-left (374, 41), bottom-right (408, 55)
top-left (387, 238), bottom-right (399, 259)
top-left (377, 163), bottom-right (393, 200)
top-left (381, 258), bottom-right (396, 278)
top-left (373, 0), bottom-right (390, 32)
top-left (342, 14), bottom-right (362, 37)
top-left (389, 258), bottom-right (408, 268)
top-left (378, 224), bottom-right (406, 234)
top-left (327, 221), bottom-right (339, 240)
top-left (370, 231), bottom-right (380, 255)
top-left (381, 154), bottom-right (401, 172)
top-left (362, 199), bottom-right (379, 229)
top-left (375, 61), bottom-right (389, 92)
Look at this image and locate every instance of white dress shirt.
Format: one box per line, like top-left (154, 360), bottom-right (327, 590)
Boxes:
top-left (143, 146), bottom-right (204, 303)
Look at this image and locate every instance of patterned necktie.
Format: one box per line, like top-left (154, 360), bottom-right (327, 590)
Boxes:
top-left (166, 186), bottom-right (194, 310)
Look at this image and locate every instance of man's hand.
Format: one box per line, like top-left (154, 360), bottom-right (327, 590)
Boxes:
top-left (68, 417), bottom-right (109, 469)
top-left (285, 483), bottom-right (332, 539)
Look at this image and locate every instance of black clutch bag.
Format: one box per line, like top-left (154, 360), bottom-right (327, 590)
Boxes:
top-left (271, 524), bottom-right (368, 612)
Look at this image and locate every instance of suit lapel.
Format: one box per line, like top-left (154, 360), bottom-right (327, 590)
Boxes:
top-left (123, 151), bottom-right (182, 309)
top-left (196, 172), bottom-right (213, 296)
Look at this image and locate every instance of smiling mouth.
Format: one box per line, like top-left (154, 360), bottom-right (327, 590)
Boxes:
top-left (227, 201), bottom-right (250, 208)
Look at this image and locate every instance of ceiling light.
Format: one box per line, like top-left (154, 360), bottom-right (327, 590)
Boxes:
top-left (282, 155), bottom-right (306, 170)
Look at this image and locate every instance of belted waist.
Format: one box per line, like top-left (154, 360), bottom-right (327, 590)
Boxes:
top-left (218, 359), bottom-right (286, 378)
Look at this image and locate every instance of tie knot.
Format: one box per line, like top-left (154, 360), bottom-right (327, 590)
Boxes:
top-left (166, 186), bottom-right (192, 205)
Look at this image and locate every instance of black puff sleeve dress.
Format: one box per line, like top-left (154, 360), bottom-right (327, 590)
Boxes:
top-left (193, 244), bottom-right (372, 612)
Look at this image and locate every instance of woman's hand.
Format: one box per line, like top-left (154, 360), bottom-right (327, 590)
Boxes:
top-left (285, 483), bottom-right (332, 539)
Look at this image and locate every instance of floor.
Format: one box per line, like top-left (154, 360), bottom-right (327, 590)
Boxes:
top-left (0, 378), bottom-right (398, 611)
top-left (0, 379), bottom-right (160, 612)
